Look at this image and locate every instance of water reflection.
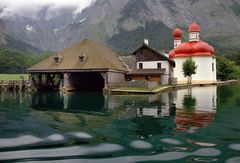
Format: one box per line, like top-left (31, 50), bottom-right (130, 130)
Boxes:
top-left (0, 86), bottom-right (218, 134)
top-left (31, 92), bottom-right (105, 112)
top-left (174, 87), bottom-right (217, 132)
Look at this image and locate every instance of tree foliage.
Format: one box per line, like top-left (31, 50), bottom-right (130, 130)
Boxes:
top-left (0, 48), bottom-right (53, 74)
top-left (224, 52), bottom-right (240, 66)
top-left (217, 55), bottom-right (240, 81)
top-left (182, 58), bottom-right (197, 84)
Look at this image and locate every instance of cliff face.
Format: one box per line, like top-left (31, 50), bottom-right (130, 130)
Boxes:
top-left (0, 19), bottom-right (41, 53)
top-left (0, 19), bottom-right (6, 47)
top-left (106, 0), bottom-right (240, 53)
top-left (1, 0), bottom-right (240, 53)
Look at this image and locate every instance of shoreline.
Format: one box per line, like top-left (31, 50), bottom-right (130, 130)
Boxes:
top-left (110, 80), bottom-right (240, 94)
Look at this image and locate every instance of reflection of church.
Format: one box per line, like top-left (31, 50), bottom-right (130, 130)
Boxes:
top-left (173, 86), bottom-right (217, 132)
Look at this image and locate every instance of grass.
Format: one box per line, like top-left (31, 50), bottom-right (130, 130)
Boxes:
top-left (111, 84), bottom-right (173, 93)
top-left (0, 74), bottom-right (29, 81)
top-left (151, 85), bottom-right (164, 91)
top-left (112, 87), bottom-right (150, 92)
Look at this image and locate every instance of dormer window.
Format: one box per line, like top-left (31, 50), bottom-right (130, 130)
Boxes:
top-left (79, 53), bottom-right (87, 63)
top-left (54, 53), bottom-right (62, 63)
top-left (79, 56), bottom-right (84, 62)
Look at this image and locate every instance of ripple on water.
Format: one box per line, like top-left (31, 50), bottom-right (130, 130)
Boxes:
top-left (163, 146), bottom-right (192, 152)
top-left (130, 140), bottom-right (153, 149)
top-left (187, 140), bottom-right (216, 147)
top-left (68, 132), bottom-right (93, 140)
top-left (191, 158), bottom-right (218, 162)
top-left (228, 144), bottom-right (240, 151)
top-left (193, 148), bottom-right (221, 157)
top-left (0, 135), bottom-right (43, 148)
top-left (0, 143), bottom-right (124, 161)
top-left (160, 138), bottom-right (183, 145)
top-left (226, 157), bottom-right (240, 163)
top-left (46, 134), bottom-right (65, 141)
top-left (0, 134), bottom-right (67, 149)
top-left (19, 148), bottom-right (221, 163)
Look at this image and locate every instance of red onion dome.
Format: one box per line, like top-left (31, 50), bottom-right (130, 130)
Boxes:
top-left (209, 45), bottom-right (215, 54)
top-left (189, 22), bottom-right (201, 32)
top-left (192, 41), bottom-right (215, 56)
top-left (173, 28), bottom-right (182, 40)
top-left (169, 50), bottom-right (175, 58)
top-left (174, 42), bottom-right (193, 57)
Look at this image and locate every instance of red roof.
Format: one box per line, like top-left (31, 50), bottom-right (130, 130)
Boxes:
top-left (189, 22), bottom-right (201, 32)
top-left (169, 50), bottom-right (175, 58)
top-left (170, 41), bottom-right (215, 58)
top-left (173, 28), bottom-right (182, 40)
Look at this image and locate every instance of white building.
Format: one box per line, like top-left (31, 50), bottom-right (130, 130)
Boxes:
top-left (169, 22), bottom-right (217, 84)
top-left (121, 40), bottom-right (175, 85)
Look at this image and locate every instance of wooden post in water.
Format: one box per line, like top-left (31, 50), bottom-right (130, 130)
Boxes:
top-left (0, 80), bottom-right (3, 91)
top-left (3, 81), bottom-right (7, 91)
top-left (19, 80), bottom-right (22, 91)
top-left (62, 73), bottom-right (70, 93)
top-left (13, 81), bottom-right (16, 91)
top-left (101, 72), bottom-right (109, 94)
top-left (1, 91), bottom-right (4, 102)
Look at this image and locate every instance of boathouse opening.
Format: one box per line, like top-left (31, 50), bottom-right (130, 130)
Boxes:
top-left (30, 72), bottom-right (105, 92)
top-left (69, 72), bottom-right (104, 92)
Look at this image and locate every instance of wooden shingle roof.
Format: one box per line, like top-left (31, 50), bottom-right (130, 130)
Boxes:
top-left (27, 39), bottom-right (127, 73)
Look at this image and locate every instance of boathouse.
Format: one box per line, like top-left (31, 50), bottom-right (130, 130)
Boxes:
top-left (121, 40), bottom-right (175, 85)
top-left (27, 39), bottom-right (127, 92)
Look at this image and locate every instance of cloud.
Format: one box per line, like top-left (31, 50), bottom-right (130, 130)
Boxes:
top-left (0, 0), bottom-right (96, 19)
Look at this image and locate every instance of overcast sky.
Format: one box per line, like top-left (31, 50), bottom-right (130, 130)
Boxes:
top-left (0, 0), bottom-right (96, 19)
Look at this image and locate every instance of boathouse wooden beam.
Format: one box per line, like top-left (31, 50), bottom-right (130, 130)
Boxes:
top-left (62, 73), bottom-right (71, 92)
top-left (39, 73), bottom-right (43, 86)
top-left (100, 72), bottom-right (109, 91)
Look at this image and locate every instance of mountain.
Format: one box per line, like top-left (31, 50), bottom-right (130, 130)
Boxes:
top-left (0, 19), bottom-right (6, 47)
top-left (1, 0), bottom-right (240, 54)
top-left (1, 7), bottom-right (75, 52)
top-left (0, 19), bottom-right (42, 53)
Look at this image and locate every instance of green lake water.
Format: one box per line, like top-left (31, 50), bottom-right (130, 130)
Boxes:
top-left (0, 83), bottom-right (240, 162)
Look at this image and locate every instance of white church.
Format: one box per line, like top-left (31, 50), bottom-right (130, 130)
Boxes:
top-left (169, 22), bottom-right (217, 84)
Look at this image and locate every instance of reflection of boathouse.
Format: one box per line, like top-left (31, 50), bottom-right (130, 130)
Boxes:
top-left (27, 39), bottom-right (127, 92)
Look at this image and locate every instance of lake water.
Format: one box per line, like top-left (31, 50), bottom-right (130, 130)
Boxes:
top-left (0, 83), bottom-right (240, 162)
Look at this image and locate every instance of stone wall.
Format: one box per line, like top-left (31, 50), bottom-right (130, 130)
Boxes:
top-left (109, 81), bottom-right (158, 89)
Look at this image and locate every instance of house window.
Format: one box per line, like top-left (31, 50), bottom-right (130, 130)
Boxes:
top-left (145, 75), bottom-right (150, 81)
top-left (139, 63), bottom-right (143, 69)
top-left (157, 63), bottom-right (162, 69)
top-left (212, 63), bottom-right (214, 71)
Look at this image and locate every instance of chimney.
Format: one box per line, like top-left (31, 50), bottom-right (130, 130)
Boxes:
top-left (144, 39), bottom-right (149, 45)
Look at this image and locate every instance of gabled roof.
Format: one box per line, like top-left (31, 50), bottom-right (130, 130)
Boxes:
top-left (131, 43), bottom-right (175, 67)
top-left (27, 39), bottom-right (127, 72)
top-left (120, 55), bottom-right (136, 72)
top-left (128, 69), bottom-right (166, 75)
